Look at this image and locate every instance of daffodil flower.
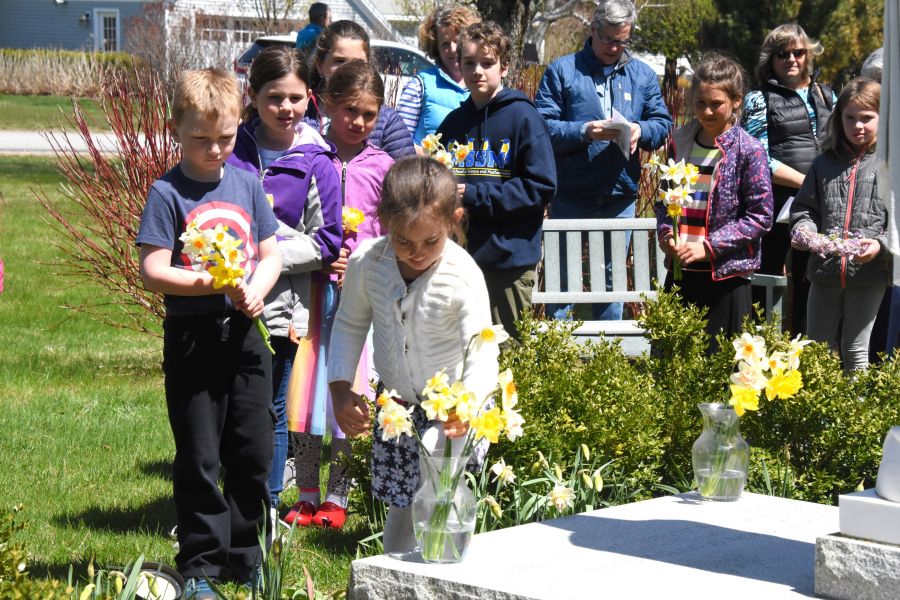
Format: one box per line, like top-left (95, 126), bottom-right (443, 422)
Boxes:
top-left (421, 133), bottom-right (442, 153)
top-left (449, 381), bottom-right (475, 422)
top-left (433, 149), bottom-right (453, 168)
top-left (480, 495), bottom-right (503, 519)
top-left (208, 263), bottom-right (245, 289)
top-left (546, 483), bottom-right (576, 512)
top-left (729, 383), bottom-right (760, 416)
top-left (377, 389), bottom-right (400, 406)
top-left (422, 369), bottom-right (449, 397)
top-left (422, 386), bottom-right (456, 421)
top-left (643, 153), bottom-right (662, 173)
top-left (378, 396), bottom-right (415, 441)
top-left (450, 140), bottom-right (470, 163)
top-left (666, 203), bottom-right (684, 218)
top-left (764, 351), bottom-right (788, 373)
top-left (470, 406), bottom-right (503, 443)
top-left (788, 334), bottom-right (812, 370)
top-left (501, 408), bottom-right (524, 442)
top-left (490, 458), bottom-right (516, 486)
top-left (659, 158), bottom-right (688, 185)
top-left (342, 206), bottom-right (366, 234)
top-left (730, 360), bottom-right (768, 391)
top-left (732, 332), bottom-right (767, 363)
top-left (765, 368), bottom-right (803, 400)
top-left (473, 324), bottom-right (510, 351)
top-left (498, 368), bottom-right (517, 411)
top-left (179, 219), bottom-right (210, 259)
top-left (684, 162), bottom-right (700, 186)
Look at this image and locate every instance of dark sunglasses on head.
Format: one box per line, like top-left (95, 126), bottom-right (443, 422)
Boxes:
top-left (776, 48), bottom-right (807, 60)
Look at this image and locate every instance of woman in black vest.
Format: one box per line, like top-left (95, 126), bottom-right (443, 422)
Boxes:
top-left (741, 24), bottom-right (836, 334)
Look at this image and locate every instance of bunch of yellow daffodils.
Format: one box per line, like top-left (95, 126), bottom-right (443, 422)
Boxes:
top-left (376, 390), bottom-right (415, 441)
top-left (728, 332), bottom-right (811, 416)
top-left (420, 133), bottom-right (457, 168)
top-left (177, 219), bottom-right (274, 353)
top-left (342, 206), bottom-right (365, 234)
top-left (644, 154), bottom-right (700, 280)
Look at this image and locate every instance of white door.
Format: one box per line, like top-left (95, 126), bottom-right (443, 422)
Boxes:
top-left (94, 10), bottom-right (119, 52)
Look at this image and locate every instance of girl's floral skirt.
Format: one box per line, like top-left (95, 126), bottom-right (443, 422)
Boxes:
top-left (370, 386), bottom-right (491, 508)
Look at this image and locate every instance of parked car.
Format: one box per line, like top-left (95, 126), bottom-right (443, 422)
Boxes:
top-left (234, 34), bottom-right (433, 94)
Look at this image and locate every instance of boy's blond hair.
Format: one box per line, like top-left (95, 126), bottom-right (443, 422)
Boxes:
top-left (171, 68), bottom-right (242, 126)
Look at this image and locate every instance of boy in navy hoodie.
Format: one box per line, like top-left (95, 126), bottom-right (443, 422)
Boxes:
top-left (436, 21), bottom-right (557, 344)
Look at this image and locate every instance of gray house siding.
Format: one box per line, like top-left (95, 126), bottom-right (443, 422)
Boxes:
top-left (0, 0), bottom-right (143, 52)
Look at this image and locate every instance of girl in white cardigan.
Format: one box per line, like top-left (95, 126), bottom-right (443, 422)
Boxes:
top-left (328, 156), bottom-right (499, 553)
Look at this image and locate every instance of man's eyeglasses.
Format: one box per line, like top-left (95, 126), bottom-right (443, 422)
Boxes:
top-left (776, 48), bottom-right (807, 60)
top-left (596, 35), bottom-right (631, 47)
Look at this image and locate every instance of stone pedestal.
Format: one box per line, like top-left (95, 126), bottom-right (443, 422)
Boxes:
top-left (839, 489), bottom-right (900, 546)
top-left (815, 533), bottom-right (900, 600)
top-left (348, 492), bottom-right (837, 600)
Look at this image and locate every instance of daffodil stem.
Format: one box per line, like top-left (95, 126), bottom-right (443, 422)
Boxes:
top-left (254, 317), bottom-right (275, 355)
top-left (673, 218), bottom-right (683, 281)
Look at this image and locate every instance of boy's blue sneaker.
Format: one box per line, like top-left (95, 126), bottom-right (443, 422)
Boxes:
top-left (231, 565), bottom-right (263, 594)
top-left (183, 577), bottom-right (221, 600)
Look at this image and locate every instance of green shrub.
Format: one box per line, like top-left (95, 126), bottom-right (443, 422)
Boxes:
top-left (490, 288), bottom-right (899, 505)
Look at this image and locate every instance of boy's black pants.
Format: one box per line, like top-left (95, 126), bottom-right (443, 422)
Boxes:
top-left (163, 311), bottom-right (274, 580)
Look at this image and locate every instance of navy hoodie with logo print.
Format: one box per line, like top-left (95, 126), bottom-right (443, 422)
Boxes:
top-left (436, 87), bottom-right (557, 270)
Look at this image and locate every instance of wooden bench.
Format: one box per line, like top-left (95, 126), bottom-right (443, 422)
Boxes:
top-left (532, 217), bottom-right (788, 355)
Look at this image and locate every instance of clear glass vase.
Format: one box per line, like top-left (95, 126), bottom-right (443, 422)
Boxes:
top-left (412, 448), bottom-right (477, 564)
top-left (692, 403), bottom-right (750, 501)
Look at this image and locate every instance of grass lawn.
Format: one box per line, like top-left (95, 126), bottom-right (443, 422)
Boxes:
top-left (0, 156), bottom-right (366, 595)
top-left (0, 94), bottom-right (111, 132)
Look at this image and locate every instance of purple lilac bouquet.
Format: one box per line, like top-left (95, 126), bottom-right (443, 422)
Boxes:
top-left (792, 227), bottom-right (869, 258)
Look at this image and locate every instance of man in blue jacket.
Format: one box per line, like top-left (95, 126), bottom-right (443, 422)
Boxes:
top-left (535, 0), bottom-right (672, 321)
top-left (295, 3), bottom-right (330, 55)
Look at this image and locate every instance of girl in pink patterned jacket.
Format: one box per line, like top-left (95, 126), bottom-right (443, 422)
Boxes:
top-left (656, 53), bottom-right (774, 353)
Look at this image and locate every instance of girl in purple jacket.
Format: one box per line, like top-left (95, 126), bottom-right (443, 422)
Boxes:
top-left (656, 53), bottom-right (774, 354)
top-left (283, 61), bottom-right (395, 530)
top-left (226, 46), bottom-right (344, 521)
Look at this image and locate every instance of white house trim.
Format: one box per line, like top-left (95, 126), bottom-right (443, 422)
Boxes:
top-left (93, 7), bottom-right (121, 52)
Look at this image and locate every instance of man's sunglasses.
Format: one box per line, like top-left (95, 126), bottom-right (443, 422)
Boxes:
top-left (776, 48), bottom-right (807, 60)
top-left (597, 35), bottom-right (632, 47)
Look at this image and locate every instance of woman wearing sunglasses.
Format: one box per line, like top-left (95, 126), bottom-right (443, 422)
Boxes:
top-left (741, 23), bottom-right (837, 335)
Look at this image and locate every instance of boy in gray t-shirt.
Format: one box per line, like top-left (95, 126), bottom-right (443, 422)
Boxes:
top-left (135, 68), bottom-right (281, 599)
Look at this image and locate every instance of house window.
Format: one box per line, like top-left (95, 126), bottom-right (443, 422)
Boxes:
top-left (94, 9), bottom-right (119, 51)
top-left (198, 14), bottom-right (229, 41)
top-left (233, 19), bottom-right (261, 44)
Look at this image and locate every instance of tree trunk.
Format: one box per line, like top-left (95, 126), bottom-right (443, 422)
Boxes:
top-left (663, 55), bottom-right (678, 95)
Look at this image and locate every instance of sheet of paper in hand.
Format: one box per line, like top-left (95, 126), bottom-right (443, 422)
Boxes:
top-left (603, 107), bottom-right (632, 158)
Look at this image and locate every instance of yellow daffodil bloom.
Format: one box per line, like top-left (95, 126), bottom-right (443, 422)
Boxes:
top-left (342, 206), bottom-right (366, 234)
top-left (473, 325), bottom-right (510, 351)
top-left (490, 458), bottom-right (516, 486)
top-left (684, 162), bottom-right (700, 186)
top-left (421, 133), bottom-right (442, 154)
top-left (208, 264), bottom-right (245, 289)
top-left (788, 334), bottom-right (812, 370)
top-left (179, 220), bottom-right (210, 259)
top-left (471, 406), bottom-right (503, 443)
top-left (546, 483), bottom-right (576, 512)
top-left (498, 368), bottom-right (517, 411)
top-left (729, 384), bottom-right (760, 416)
top-left (450, 141), bottom-right (470, 163)
top-left (593, 470), bottom-right (604, 491)
top-left (765, 368), bottom-right (803, 401)
top-left (378, 397), bottom-right (414, 441)
top-left (449, 381), bottom-right (475, 422)
top-left (667, 203), bottom-right (684, 218)
top-left (422, 386), bottom-right (456, 421)
top-left (732, 332), bottom-right (767, 363)
top-left (730, 360), bottom-right (768, 391)
top-left (422, 369), bottom-right (449, 396)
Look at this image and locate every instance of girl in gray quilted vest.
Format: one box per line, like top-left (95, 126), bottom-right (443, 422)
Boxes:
top-left (790, 79), bottom-right (889, 373)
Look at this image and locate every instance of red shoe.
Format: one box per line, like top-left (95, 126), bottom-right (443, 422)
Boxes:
top-left (283, 501), bottom-right (317, 527)
top-left (311, 502), bottom-right (347, 529)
